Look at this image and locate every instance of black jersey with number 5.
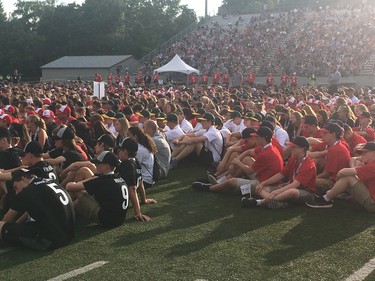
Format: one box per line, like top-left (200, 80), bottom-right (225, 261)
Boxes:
top-left (11, 178), bottom-right (75, 247)
top-left (83, 174), bottom-right (129, 227)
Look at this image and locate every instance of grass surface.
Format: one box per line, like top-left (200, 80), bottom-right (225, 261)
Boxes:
top-left (1, 163), bottom-right (375, 280)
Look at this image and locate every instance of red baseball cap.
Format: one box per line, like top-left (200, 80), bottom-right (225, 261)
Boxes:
top-left (42, 110), bottom-right (55, 119)
top-left (0, 114), bottom-right (12, 126)
top-left (43, 98), bottom-right (51, 105)
top-left (58, 105), bottom-right (71, 115)
top-left (4, 105), bottom-right (15, 114)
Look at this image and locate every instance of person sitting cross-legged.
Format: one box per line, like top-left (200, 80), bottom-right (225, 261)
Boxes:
top-left (241, 136), bottom-right (317, 209)
top-left (170, 113), bottom-right (223, 168)
top-left (307, 142), bottom-right (375, 211)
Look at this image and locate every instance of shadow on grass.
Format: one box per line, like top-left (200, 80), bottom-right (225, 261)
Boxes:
top-left (112, 180), bottom-right (301, 258)
top-left (265, 200), bottom-right (375, 266)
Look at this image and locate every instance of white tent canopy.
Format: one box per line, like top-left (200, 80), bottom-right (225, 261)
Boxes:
top-left (154, 54), bottom-right (199, 75)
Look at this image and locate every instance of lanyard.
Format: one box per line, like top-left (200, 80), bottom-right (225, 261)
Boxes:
top-left (263, 143), bottom-right (271, 151)
top-left (293, 155), bottom-right (307, 180)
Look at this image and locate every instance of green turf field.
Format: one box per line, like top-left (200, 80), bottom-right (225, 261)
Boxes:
top-left (1, 164), bottom-right (375, 281)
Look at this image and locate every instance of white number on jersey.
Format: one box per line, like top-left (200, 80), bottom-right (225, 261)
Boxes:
top-left (121, 184), bottom-right (129, 210)
top-left (47, 183), bottom-right (69, 206)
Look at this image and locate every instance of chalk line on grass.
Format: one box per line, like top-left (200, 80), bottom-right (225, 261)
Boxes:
top-left (0, 247), bottom-right (14, 255)
top-left (345, 257), bottom-right (375, 281)
top-left (47, 261), bottom-right (108, 281)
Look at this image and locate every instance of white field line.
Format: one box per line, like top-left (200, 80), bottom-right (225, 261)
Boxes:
top-left (345, 257), bottom-right (375, 281)
top-left (47, 261), bottom-right (109, 281)
top-left (0, 247), bottom-right (14, 255)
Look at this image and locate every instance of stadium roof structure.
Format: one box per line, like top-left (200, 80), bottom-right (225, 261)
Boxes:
top-left (41, 55), bottom-right (133, 69)
top-left (154, 54), bottom-right (199, 75)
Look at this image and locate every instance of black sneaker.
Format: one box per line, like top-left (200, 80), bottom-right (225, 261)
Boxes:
top-left (305, 196), bottom-right (333, 208)
top-left (241, 197), bottom-right (257, 208)
top-left (191, 182), bottom-right (211, 192)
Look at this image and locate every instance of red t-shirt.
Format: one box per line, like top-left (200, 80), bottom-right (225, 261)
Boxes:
top-left (356, 161), bottom-right (375, 201)
top-left (325, 141), bottom-right (350, 181)
top-left (348, 133), bottom-right (367, 156)
top-left (253, 144), bottom-right (283, 182)
top-left (353, 126), bottom-right (375, 142)
top-left (272, 137), bottom-right (283, 156)
top-left (281, 155), bottom-right (316, 192)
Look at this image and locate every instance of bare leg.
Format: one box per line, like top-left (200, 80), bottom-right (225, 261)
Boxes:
top-left (325, 176), bottom-right (359, 200)
top-left (209, 178), bottom-right (238, 192)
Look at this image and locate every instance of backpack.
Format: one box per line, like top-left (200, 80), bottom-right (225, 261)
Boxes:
top-left (152, 156), bottom-right (162, 182)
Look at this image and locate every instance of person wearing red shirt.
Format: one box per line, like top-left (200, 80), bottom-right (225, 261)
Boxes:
top-left (222, 73), bottom-right (230, 86)
top-left (56, 105), bottom-right (76, 126)
top-left (189, 74), bottom-right (198, 85)
top-left (135, 71), bottom-right (143, 85)
top-left (213, 72), bottom-right (220, 84)
top-left (315, 123), bottom-right (350, 192)
top-left (153, 71), bottom-right (159, 85)
top-left (242, 136), bottom-right (316, 208)
top-left (248, 71), bottom-right (255, 86)
top-left (343, 124), bottom-right (367, 156)
top-left (290, 72), bottom-right (298, 88)
top-left (194, 126), bottom-right (283, 193)
top-left (107, 73), bottom-right (113, 85)
top-left (280, 72), bottom-right (288, 88)
top-left (266, 73), bottom-right (274, 87)
top-left (301, 115), bottom-right (323, 139)
top-left (95, 73), bottom-right (102, 82)
top-left (201, 74), bottom-right (209, 85)
top-left (124, 72), bottom-right (131, 86)
top-left (115, 75), bottom-right (120, 84)
top-left (353, 112), bottom-right (374, 142)
top-left (307, 142), bottom-right (375, 211)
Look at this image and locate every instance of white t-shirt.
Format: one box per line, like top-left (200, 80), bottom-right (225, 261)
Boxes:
top-left (274, 125), bottom-right (289, 148)
top-left (223, 120), bottom-right (240, 132)
top-left (136, 143), bottom-right (154, 185)
top-left (165, 124), bottom-right (185, 150)
top-left (195, 126), bottom-right (224, 162)
top-left (180, 118), bottom-right (194, 133)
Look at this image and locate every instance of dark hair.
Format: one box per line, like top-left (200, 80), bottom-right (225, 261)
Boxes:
top-left (128, 127), bottom-right (157, 154)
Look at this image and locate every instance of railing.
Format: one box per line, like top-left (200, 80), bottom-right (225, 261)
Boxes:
top-left (138, 21), bottom-right (200, 66)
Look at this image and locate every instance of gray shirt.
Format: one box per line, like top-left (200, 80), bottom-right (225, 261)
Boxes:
top-left (152, 132), bottom-right (171, 178)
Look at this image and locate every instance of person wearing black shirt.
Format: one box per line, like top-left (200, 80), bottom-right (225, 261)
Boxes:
top-left (117, 138), bottom-right (156, 222)
top-left (0, 169), bottom-right (75, 250)
top-left (66, 151), bottom-right (128, 228)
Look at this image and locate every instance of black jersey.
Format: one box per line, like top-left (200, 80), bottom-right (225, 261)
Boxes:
top-left (11, 177), bottom-right (75, 247)
top-left (49, 147), bottom-right (84, 170)
top-left (0, 147), bottom-right (21, 170)
top-left (83, 173), bottom-right (128, 228)
top-left (116, 158), bottom-right (142, 188)
top-left (28, 161), bottom-right (59, 181)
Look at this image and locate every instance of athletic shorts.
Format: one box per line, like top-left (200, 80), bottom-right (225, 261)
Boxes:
top-left (75, 192), bottom-right (101, 224)
top-left (1, 222), bottom-right (53, 251)
top-left (236, 178), bottom-right (259, 195)
top-left (198, 147), bottom-right (213, 166)
top-left (349, 181), bottom-right (375, 213)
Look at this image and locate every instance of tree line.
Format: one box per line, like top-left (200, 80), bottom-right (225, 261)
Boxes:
top-left (0, 0), bottom-right (197, 80)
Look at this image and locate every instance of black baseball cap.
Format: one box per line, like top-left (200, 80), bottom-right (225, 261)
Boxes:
top-left (91, 151), bottom-right (119, 167)
top-left (214, 116), bottom-right (223, 127)
top-left (286, 136), bottom-right (310, 150)
top-left (20, 141), bottom-right (43, 157)
top-left (166, 113), bottom-right (178, 123)
top-left (192, 108), bottom-right (206, 116)
top-left (260, 120), bottom-right (275, 132)
top-left (230, 111), bottom-right (242, 119)
top-left (52, 126), bottom-right (75, 140)
top-left (251, 126), bottom-right (273, 139)
top-left (264, 116), bottom-right (276, 124)
top-left (198, 113), bottom-right (215, 123)
top-left (12, 168), bottom-right (33, 182)
top-left (356, 142), bottom-right (375, 152)
top-left (155, 112), bottom-right (167, 121)
top-left (102, 110), bottom-right (116, 120)
top-left (250, 113), bottom-right (263, 122)
top-left (360, 112), bottom-right (372, 119)
top-left (243, 111), bottom-right (254, 119)
top-left (137, 109), bottom-right (153, 118)
top-left (95, 134), bottom-right (115, 148)
top-left (119, 137), bottom-right (138, 153)
top-left (242, 127), bottom-right (256, 139)
top-left (304, 115), bottom-right (318, 126)
top-left (0, 127), bottom-right (10, 139)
